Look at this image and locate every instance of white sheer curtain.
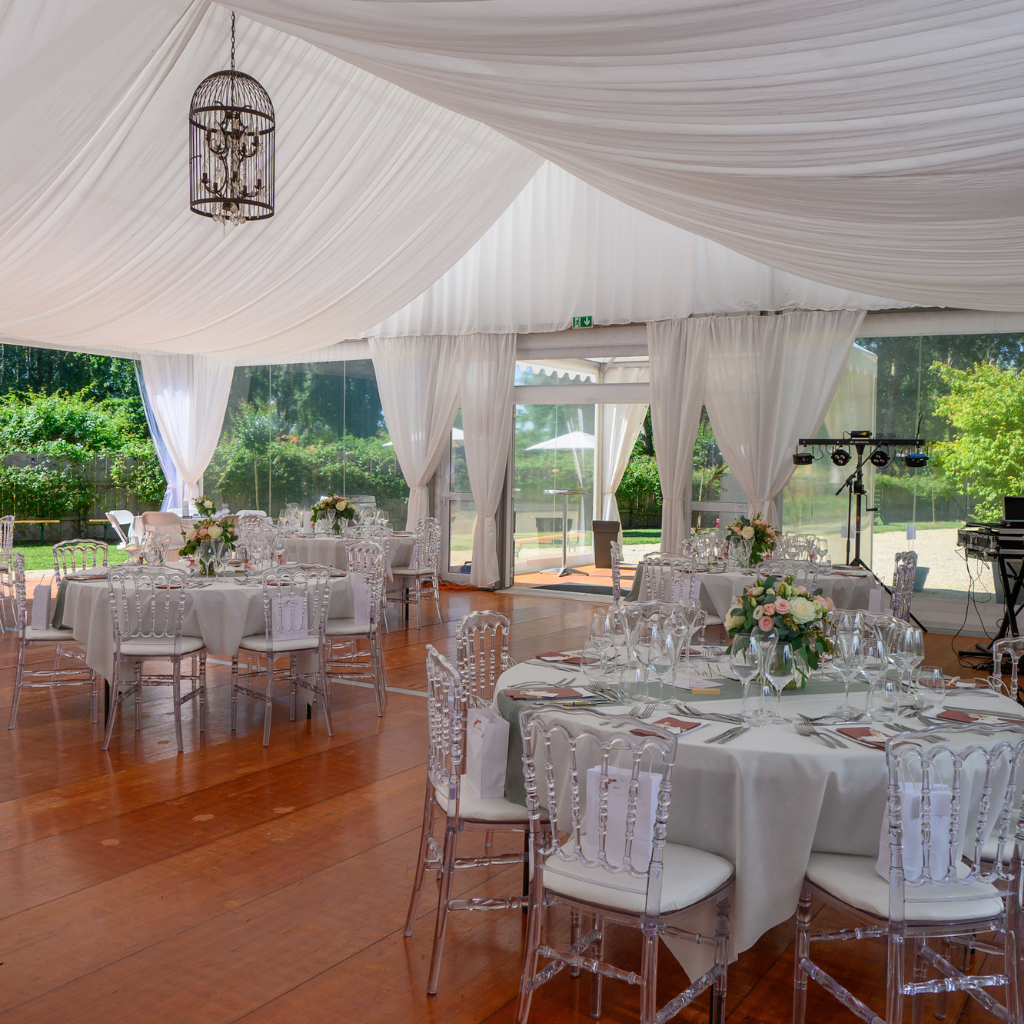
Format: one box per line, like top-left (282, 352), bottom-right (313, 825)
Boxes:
top-left (458, 334), bottom-right (516, 588)
top-left (369, 336), bottom-right (460, 530)
top-left (647, 322), bottom-right (708, 553)
top-left (599, 363), bottom-right (650, 530)
top-left (136, 353), bottom-right (235, 511)
top-left (701, 310), bottom-right (866, 524)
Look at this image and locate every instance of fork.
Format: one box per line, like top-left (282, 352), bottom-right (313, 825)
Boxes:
top-left (627, 705), bottom-right (656, 719)
top-left (794, 721), bottom-right (845, 748)
top-left (679, 704), bottom-right (743, 724)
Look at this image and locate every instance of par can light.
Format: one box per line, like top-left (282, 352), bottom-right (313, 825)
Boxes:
top-left (904, 452), bottom-right (928, 468)
top-left (830, 447), bottom-right (851, 467)
top-left (869, 448), bottom-right (892, 468)
top-left (792, 451), bottom-right (813, 466)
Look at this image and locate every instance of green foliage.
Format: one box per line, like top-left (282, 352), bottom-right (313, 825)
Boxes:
top-left (0, 463), bottom-right (93, 519)
top-left (931, 361), bottom-right (1024, 521)
top-left (616, 455), bottom-right (661, 517)
top-left (109, 439), bottom-right (167, 506)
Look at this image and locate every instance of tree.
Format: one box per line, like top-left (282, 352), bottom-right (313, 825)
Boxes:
top-left (931, 361), bottom-right (1024, 521)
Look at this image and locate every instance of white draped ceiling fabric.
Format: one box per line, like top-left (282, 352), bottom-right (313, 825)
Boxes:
top-left (368, 337), bottom-right (460, 530)
top-left (137, 353), bottom-right (236, 509)
top-left (239, 0), bottom-right (1024, 313)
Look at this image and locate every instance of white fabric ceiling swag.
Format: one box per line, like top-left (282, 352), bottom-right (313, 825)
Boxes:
top-left (700, 310), bottom-right (866, 524)
top-left (458, 334), bottom-right (516, 588)
top-left (369, 336), bottom-right (460, 530)
top-left (137, 352), bottom-right (236, 508)
top-left (237, 0), bottom-right (1024, 311)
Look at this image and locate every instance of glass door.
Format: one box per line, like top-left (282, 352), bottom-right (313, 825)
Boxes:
top-left (439, 412), bottom-right (476, 581)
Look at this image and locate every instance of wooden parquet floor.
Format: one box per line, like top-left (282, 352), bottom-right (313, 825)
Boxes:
top-left (0, 590), bottom-right (1005, 1023)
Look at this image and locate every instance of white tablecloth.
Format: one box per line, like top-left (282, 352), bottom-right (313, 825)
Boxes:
top-left (494, 661), bottom-right (1018, 979)
top-left (61, 576), bottom-right (356, 682)
top-left (697, 569), bottom-right (875, 622)
top-left (282, 533), bottom-right (417, 579)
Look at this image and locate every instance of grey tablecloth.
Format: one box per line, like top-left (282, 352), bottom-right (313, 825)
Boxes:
top-left (282, 534), bottom-right (416, 579)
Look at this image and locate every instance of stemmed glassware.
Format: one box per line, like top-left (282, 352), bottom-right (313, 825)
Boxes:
top-left (914, 665), bottom-right (947, 712)
top-left (749, 626), bottom-right (778, 725)
top-left (857, 635), bottom-right (887, 720)
top-left (730, 634), bottom-right (761, 722)
top-left (765, 643), bottom-right (795, 722)
top-left (832, 630), bottom-right (862, 719)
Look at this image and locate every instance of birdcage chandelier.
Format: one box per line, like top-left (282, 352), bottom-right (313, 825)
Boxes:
top-left (189, 12), bottom-right (274, 225)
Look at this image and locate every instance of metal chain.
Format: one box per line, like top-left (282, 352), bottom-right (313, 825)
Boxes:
top-left (230, 11), bottom-right (235, 70)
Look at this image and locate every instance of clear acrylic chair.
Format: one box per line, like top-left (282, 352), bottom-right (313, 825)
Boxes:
top-left (325, 542), bottom-right (389, 716)
top-left (516, 707), bottom-right (734, 1024)
top-left (103, 564), bottom-right (207, 753)
top-left (455, 610), bottom-right (514, 705)
top-left (891, 550), bottom-right (918, 621)
top-left (391, 516), bottom-right (443, 628)
top-left (992, 637), bottom-right (1024, 702)
top-left (640, 552), bottom-right (695, 603)
top-left (405, 645), bottom-right (533, 995)
top-left (793, 721), bottom-right (1024, 1024)
top-left (345, 537), bottom-right (390, 633)
top-left (610, 540), bottom-right (623, 604)
top-left (8, 553), bottom-right (100, 729)
top-left (231, 564), bottom-right (332, 746)
top-left (52, 538), bottom-right (109, 584)
top-left (0, 513), bottom-right (14, 629)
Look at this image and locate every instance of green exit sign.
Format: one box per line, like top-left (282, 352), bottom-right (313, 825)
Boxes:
top-left (571, 316), bottom-right (593, 329)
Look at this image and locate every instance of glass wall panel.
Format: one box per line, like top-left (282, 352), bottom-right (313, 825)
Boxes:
top-left (513, 402), bottom-right (595, 573)
top-left (206, 360), bottom-right (409, 523)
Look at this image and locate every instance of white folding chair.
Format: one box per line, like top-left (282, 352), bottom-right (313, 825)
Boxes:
top-left (794, 722), bottom-right (1024, 1024)
top-left (231, 564), bottom-right (332, 746)
top-left (7, 553), bottom-right (100, 729)
top-left (103, 564), bottom-right (207, 753)
top-left (139, 511), bottom-right (184, 561)
top-left (105, 509), bottom-right (135, 548)
top-left (405, 646), bottom-right (533, 994)
top-left (516, 707), bottom-right (734, 1024)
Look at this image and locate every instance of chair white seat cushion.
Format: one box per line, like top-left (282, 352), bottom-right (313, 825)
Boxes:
top-left (25, 626), bottom-right (76, 642)
top-left (393, 567), bottom-right (430, 577)
top-left (704, 614), bottom-right (723, 626)
top-left (325, 618), bottom-right (374, 637)
top-left (806, 853), bottom-right (1004, 923)
top-left (543, 839), bottom-right (733, 916)
top-left (434, 778), bottom-right (531, 823)
top-left (119, 636), bottom-right (206, 657)
top-left (237, 634), bottom-right (320, 653)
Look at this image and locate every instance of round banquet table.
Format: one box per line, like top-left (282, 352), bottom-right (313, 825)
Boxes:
top-left (696, 568), bottom-right (874, 622)
top-left (281, 532), bottom-right (417, 579)
top-left (59, 575), bottom-right (357, 684)
top-left (492, 661), bottom-right (1020, 981)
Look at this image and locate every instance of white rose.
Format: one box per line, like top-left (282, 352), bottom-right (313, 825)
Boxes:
top-left (789, 596), bottom-right (817, 624)
top-left (741, 526), bottom-right (755, 540)
top-left (748, 587), bottom-right (764, 598)
top-left (724, 606), bottom-right (745, 631)
top-left (335, 501), bottom-right (344, 511)
top-left (207, 525), bottom-right (223, 538)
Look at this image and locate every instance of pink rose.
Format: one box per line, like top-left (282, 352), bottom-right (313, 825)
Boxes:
top-left (759, 616), bottom-right (774, 632)
top-left (814, 595), bottom-right (828, 607)
top-left (824, 597), bottom-right (835, 610)
top-left (187, 529), bottom-right (197, 541)
top-left (762, 603), bottom-right (776, 616)
top-left (198, 527), bottom-right (208, 538)
top-left (775, 598), bottom-right (790, 614)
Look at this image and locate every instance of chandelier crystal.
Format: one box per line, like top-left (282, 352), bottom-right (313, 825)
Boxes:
top-left (189, 12), bottom-right (274, 226)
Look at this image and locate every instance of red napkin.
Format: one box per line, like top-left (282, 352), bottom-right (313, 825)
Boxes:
top-left (937, 709), bottom-right (978, 723)
top-left (536, 652), bottom-right (583, 666)
top-left (502, 687), bottom-right (586, 701)
top-left (836, 726), bottom-right (888, 750)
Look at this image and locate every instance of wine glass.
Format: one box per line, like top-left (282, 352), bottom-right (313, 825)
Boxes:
top-left (730, 634), bottom-right (761, 723)
top-left (752, 626), bottom-right (778, 724)
top-left (832, 630), bottom-right (862, 719)
top-left (857, 635), bottom-right (888, 721)
top-left (581, 638), bottom-right (618, 699)
top-left (894, 624), bottom-right (925, 707)
top-left (914, 665), bottom-right (947, 713)
top-left (765, 643), bottom-right (795, 722)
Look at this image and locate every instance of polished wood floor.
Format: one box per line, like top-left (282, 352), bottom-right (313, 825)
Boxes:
top-left (0, 591), bottom-right (1004, 1023)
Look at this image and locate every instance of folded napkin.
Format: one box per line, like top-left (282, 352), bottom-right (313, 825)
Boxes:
top-left (835, 726), bottom-right (888, 750)
top-left (502, 687), bottom-right (586, 701)
top-left (635, 715), bottom-right (706, 736)
top-left (536, 652), bottom-right (583, 666)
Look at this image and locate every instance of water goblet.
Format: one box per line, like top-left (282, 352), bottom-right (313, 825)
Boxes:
top-left (832, 630), bottom-right (862, 719)
top-left (765, 643), bottom-right (795, 722)
top-left (914, 665), bottom-right (947, 713)
top-left (730, 634), bottom-right (761, 722)
top-left (857, 635), bottom-right (888, 720)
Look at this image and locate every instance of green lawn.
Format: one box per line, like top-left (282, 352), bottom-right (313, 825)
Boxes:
top-left (622, 529), bottom-right (662, 543)
top-left (15, 544), bottom-right (130, 572)
top-left (873, 520), bottom-right (962, 533)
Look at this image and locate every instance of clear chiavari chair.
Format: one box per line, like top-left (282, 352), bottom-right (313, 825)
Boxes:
top-left (103, 564), bottom-right (207, 753)
top-left (891, 550), bottom-right (918, 622)
top-left (794, 722), bottom-right (1024, 1024)
top-left (391, 516), bottom-right (443, 628)
top-left (52, 539), bottom-right (109, 584)
top-left (455, 610), bottom-right (513, 706)
top-left (405, 646), bottom-right (533, 994)
top-left (0, 513), bottom-right (15, 629)
top-left (992, 637), bottom-right (1024, 702)
top-left (639, 553), bottom-right (695, 603)
top-left (231, 564), bottom-right (332, 746)
top-left (516, 707), bottom-right (734, 1024)
top-left (610, 540), bottom-right (623, 604)
top-left (7, 553), bottom-right (100, 729)
top-left (325, 540), bottom-right (389, 716)
top-left (345, 537), bottom-right (389, 633)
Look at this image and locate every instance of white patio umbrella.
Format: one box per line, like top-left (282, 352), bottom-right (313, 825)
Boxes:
top-left (527, 429), bottom-right (595, 486)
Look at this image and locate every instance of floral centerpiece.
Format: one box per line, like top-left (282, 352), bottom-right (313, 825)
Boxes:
top-left (727, 512), bottom-right (778, 566)
top-left (193, 494), bottom-right (217, 518)
top-left (180, 510), bottom-right (238, 575)
top-left (725, 574), bottom-right (833, 686)
top-left (311, 494), bottom-right (356, 535)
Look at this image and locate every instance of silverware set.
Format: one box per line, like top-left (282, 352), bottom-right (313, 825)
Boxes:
top-left (794, 721), bottom-right (847, 748)
top-left (704, 725), bottom-right (749, 744)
